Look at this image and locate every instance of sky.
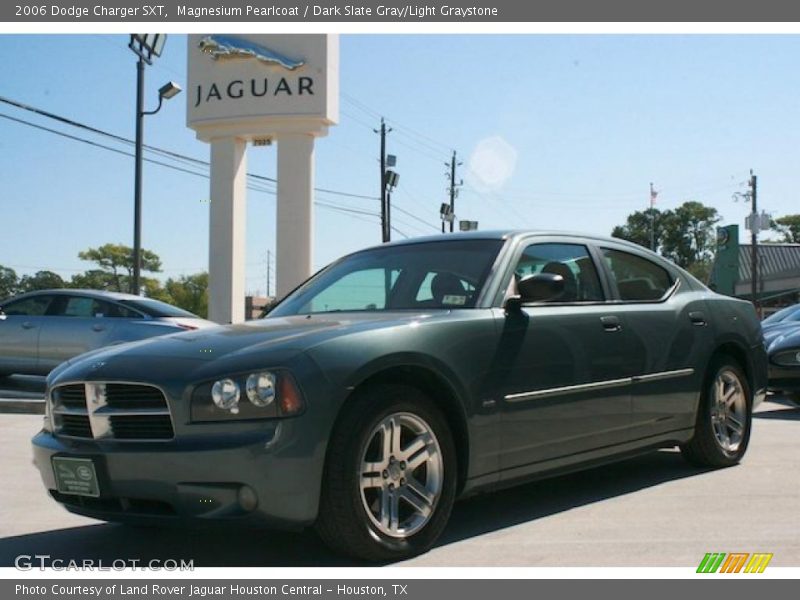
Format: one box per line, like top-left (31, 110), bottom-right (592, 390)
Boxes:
top-left (1, 34), bottom-right (799, 296)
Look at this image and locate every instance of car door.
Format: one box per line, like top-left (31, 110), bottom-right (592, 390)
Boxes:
top-left (597, 246), bottom-right (712, 437)
top-left (0, 294), bottom-right (56, 375)
top-left (494, 240), bottom-right (640, 472)
top-left (36, 295), bottom-right (119, 372)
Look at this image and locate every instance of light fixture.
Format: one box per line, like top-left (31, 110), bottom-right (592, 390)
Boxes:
top-left (158, 81), bottom-right (182, 100)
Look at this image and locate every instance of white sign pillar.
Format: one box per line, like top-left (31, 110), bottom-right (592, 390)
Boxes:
top-left (187, 34), bottom-right (338, 324)
top-left (276, 133), bottom-right (315, 298)
top-left (208, 137), bottom-right (247, 324)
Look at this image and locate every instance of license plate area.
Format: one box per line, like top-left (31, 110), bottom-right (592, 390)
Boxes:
top-left (52, 457), bottom-right (100, 497)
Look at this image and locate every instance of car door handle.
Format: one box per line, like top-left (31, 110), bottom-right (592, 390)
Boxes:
top-left (21, 321), bottom-right (35, 330)
top-left (689, 311), bottom-right (707, 326)
top-left (600, 316), bottom-right (622, 332)
top-left (92, 324), bottom-right (106, 332)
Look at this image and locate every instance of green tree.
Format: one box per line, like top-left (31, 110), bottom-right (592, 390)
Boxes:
top-left (69, 269), bottom-right (117, 290)
top-left (77, 243), bottom-right (162, 292)
top-left (770, 214), bottom-right (800, 243)
top-left (0, 265), bottom-right (19, 299)
top-left (611, 208), bottom-right (667, 251)
top-left (19, 270), bottom-right (65, 292)
top-left (163, 273), bottom-right (208, 318)
top-left (611, 200), bottom-right (720, 281)
top-left (660, 201), bottom-right (720, 272)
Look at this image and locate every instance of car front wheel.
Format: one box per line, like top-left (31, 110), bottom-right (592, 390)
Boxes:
top-left (316, 384), bottom-right (457, 562)
top-left (680, 355), bottom-right (752, 467)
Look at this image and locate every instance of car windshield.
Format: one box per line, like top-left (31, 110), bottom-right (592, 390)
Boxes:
top-left (763, 304), bottom-right (800, 325)
top-left (119, 298), bottom-right (199, 318)
top-left (270, 239), bottom-right (505, 316)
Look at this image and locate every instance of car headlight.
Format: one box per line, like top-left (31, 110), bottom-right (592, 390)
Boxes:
top-left (246, 372), bottom-right (276, 407)
top-left (772, 350), bottom-right (800, 367)
top-left (191, 370), bottom-right (305, 422)
top-left (211, 378), bottom-right (241, 411)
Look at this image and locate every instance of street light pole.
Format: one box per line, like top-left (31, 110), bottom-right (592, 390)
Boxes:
top-left (750, 171), bottom-right (758, 310)
top-left (128, 34), bottom-right (174, 295)
top-left (132, 55), bottom-right (145, 295)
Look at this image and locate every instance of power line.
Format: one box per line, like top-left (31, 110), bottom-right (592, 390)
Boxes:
top-left (0, 111), bottom-right (390, 228)
top-left (0, 112), bottom-right (210, 179)
top-left (0, 95), bottom-right (378, 203)
top-left (2, 94), bottom-right (442, 234)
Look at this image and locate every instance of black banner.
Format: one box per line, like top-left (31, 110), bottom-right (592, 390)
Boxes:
top-left (3, 580), bottom-right (796, 600)
top-left (4, 0), bottom-right (800, 22)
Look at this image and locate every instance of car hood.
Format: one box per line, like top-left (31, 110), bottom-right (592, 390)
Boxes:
top-left (766, 324), bottom-right (800, 353)
top-left (59, 311), bottom-right (439, 372)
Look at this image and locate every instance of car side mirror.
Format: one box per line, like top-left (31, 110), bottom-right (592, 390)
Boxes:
top-left (506, 273), bottom-right (565, 311)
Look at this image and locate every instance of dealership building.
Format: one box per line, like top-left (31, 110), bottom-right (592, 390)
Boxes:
top-left (709, 224), bottom-right (800, 310)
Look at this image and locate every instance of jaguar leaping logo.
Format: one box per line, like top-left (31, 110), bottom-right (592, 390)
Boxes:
top-left (198, 35), bottom-right (305, 71)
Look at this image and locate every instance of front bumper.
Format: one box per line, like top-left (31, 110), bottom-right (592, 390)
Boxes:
top-left (31, 418), bottom-right (326, 529)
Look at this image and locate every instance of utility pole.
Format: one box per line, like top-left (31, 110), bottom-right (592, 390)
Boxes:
top-left (374, 118), bottom-right (392, 243)
top-left (447, 151), bottom-right (463, 233)
top-left (649, 182), bottom-right (657, 251)
top-left (266, 249), bottom-right (271, 298)
top-left (749, 171), bottom-right (758, 310)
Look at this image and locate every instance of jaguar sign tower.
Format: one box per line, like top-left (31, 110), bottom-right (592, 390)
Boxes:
top-left (188, 34), bottom-right (339, 323)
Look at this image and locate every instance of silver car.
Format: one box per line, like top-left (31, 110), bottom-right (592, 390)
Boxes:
top-left (0, 289), bottom-right (216, 377)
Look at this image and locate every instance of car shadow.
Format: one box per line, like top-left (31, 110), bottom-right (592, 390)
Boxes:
top-left (0, 449), bottom-right (709, 567)
top-left (753, 405), bottom-right (800, 421)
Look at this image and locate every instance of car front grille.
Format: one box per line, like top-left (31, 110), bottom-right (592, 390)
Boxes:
top-left (51, 383), bottom-right (174, 441)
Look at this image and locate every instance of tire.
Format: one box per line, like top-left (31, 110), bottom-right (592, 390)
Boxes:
top-left (315, 383), bottom-right (457, 562)
top-left (680, 355), bottom-right (752, 468)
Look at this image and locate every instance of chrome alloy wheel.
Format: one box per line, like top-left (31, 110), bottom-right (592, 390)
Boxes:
top-left (710, 368), bottom-right (747, 454)
top-left (359, 412), bottom-right (443, 539)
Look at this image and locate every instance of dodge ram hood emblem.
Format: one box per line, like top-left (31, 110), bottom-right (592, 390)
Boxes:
top-left (198, 35), bottom-right (305, 70)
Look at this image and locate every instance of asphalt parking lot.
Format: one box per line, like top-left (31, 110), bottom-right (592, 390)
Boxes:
top-left (0, 396), bottom-right (798, 567)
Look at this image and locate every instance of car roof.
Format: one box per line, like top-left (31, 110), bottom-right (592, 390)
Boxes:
top-left (372, 229), bottom-right (664, 257)
top-left (1, 288), bottom-right (146, 304)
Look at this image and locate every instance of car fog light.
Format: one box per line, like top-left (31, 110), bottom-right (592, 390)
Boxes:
top-left (246, 372), bottom-right (276, 407)
top-left (237, 485), bottom-right (258, 512)
top-left (211, 378), bottom-right (240, 411)
top-left (773, 350), bottom-right (800, 367)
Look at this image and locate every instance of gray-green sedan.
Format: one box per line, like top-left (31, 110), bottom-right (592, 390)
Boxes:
top-left (31, 231), bottom-right (768, 561)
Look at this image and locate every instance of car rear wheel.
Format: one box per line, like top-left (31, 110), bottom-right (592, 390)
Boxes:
top-left (680, 355), bottom-right (752, 467)
top-left (316, 384), bottom-right (457, 562)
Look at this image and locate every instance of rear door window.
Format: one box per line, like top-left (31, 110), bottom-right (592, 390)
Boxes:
top-left (2, 295), bottom-right (55, 316)
top-left (52, 296), bottom-right (120, 318)
top-left (601, 248), bottom-right (673, 301)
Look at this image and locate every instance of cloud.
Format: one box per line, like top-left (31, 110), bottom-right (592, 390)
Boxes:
top-left (466, 136), bottom-right (517, 191)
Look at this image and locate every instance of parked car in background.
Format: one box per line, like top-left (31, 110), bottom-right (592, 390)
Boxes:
top-left (32, 232), bottom-right (767, 561)
top-left (763, 306), bottom-right (800, 404)
top-left (0, 289), bottom-right (215, 377)
top-left (762, 303), bottom-right (800, 338)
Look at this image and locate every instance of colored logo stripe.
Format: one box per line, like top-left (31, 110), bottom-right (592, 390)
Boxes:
top-left (744, 553), bottom-right (773, 573)
top-left (697, 552), bottom-right (773, 573)
top-left (697, 553), bottom-right (726, 573)
top-left (720, 553), bottom-right (749, 573)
